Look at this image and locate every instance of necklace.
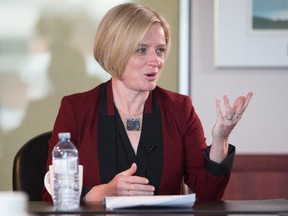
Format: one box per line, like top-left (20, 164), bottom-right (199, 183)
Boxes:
top-left (118, 109), bottom-right (142, 131)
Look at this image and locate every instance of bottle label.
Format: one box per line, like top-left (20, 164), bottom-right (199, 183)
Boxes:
top-left (67, 158), bottom-right (78, 174)
top-left (53, 158), bottom-right (78, 174)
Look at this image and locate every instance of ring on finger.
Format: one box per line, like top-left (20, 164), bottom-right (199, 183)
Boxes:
top-left (226, 114), bottom-right (234, 120)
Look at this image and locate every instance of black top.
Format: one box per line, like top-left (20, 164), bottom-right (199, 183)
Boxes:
top-left (97, 84), bottom-right (163, 194)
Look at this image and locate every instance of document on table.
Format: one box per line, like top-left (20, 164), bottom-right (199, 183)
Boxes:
top-left (104, 194), bottom-right (196, 209)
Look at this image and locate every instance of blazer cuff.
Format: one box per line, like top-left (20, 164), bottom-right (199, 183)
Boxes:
top-left (205, 144), bottom-right (236, 176)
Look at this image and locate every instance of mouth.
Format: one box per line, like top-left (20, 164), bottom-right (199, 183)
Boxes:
top-left (145, 72), bottom-right (157, 78)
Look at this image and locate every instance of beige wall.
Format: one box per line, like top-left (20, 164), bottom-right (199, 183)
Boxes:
top-left (0, 1), bottom-right (178, 191)
top-left (139, 0), bottom-right (179, 92)
top-left (2, 0), bottom-right (286, 194)
top-left (190, 0), bottom-right (288, 154)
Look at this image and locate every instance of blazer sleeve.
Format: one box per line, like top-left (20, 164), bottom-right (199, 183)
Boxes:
top-left (42, 96), bottom-right (78, 202)
top-left (180, 96), bottom-right (235, 201)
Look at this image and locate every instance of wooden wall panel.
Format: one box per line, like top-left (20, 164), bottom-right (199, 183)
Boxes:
top-left (222, 155), bottom-right (288, 200)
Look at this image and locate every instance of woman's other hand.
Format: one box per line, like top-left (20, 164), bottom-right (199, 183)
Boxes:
top-left (84, 163), bottom-right (155, 202)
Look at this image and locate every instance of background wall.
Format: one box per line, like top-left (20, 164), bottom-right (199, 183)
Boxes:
top-left (0, 0), bottom-right (178, 191)
top-left (1, 0), bottom-right (287, 193)
top-left (190, 0), bottom-right (288, 154)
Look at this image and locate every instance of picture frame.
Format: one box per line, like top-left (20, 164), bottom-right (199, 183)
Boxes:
top-left (214, 0), bottom-right (288, 68)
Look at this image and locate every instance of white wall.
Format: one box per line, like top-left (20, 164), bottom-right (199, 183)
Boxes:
top-left (190, 0), bottom-right (288, 154)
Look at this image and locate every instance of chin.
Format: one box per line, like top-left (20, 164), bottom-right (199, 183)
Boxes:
top-left (147, 84), bottom-right (157, 91)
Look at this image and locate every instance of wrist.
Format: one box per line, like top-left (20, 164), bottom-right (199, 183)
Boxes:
top-left (210, 139), bottom-right (229, 163)
top-left (84, 184), bottom-right (107, 203)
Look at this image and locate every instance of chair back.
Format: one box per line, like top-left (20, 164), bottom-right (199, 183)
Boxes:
top-left (13, 131), bottom-right (52, 201)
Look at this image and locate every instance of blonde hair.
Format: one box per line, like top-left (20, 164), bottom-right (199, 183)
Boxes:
top-left (93, 3), bottom-right (171, 78)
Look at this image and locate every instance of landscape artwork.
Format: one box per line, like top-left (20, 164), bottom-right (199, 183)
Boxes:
top-left (252, 0), bottom-right (288, 30)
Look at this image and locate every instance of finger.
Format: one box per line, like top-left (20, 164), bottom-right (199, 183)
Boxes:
top-left (124, 175), bottom-right (150, 185)
top-left (128, 189), bottom-right (154, 196)
top-left (126, 183), bottom-right (155, 196)
top-left (233, 96), bottom-right (245, 117)
top-left (242, 92), bottom-right (253, 112)
top-left (223, 94), bottom-right (232, 113)
top-left (123, 178), bottom-right (155, 196)
top-left (120, 163), bottom-right (137, 176)
top-left (215, 98), bottom-right (223, 120)
top-left (114, 178), bottom-right (150, 196)
top-left (223, 94), bottom-right (234, 120)
top-left (233, 92), bottom-right (253, 117)
top-left (128, 181), bottom-right (154, 190)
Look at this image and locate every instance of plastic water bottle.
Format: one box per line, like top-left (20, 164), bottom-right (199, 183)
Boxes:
top-left (52, 132), bottom-right (80, 210)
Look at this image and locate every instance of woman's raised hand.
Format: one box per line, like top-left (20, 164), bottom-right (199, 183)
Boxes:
top-left (210, 92), bottom-right (253, 163)
top-left (213, 92), bottom-right (253, 140)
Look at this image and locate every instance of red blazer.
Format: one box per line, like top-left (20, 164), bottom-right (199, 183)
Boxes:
top-left (43, 80), bottom-right (234, 201)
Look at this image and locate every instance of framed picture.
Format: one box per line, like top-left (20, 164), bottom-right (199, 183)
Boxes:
top-left (214, 0), bottom-right (288, 68)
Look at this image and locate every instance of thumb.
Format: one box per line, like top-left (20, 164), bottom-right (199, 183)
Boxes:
top-left (120, 163), bottom-right (137, 176)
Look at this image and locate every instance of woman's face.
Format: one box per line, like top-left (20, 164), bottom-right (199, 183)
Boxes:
top-left (121, 23), bottom-right (167, 92)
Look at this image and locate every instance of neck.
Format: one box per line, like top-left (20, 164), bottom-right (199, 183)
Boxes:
top-left (112, 78), bottom-right (149, 115)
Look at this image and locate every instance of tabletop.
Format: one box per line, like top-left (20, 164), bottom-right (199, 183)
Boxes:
top-left (28, 198), bottom-right (288, 215)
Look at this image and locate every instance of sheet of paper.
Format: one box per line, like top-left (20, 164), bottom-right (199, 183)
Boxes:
top-left (104, 194), bottom-right (196, 209)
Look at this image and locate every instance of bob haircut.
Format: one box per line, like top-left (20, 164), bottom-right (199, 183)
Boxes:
top-left (93, 3), bottom-right (171, 79)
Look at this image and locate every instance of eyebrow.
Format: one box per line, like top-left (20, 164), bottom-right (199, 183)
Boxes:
top-left (138, 43), bottom-right (167, 47)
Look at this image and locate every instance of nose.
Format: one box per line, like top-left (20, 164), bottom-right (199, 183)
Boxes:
top-left (147, 50), bottom-right (160, 67)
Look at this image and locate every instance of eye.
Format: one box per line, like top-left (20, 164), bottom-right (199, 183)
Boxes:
top-left (156, 47), bottom-right (166, 56)
top-left (136, 47), bottom-right (147, 54)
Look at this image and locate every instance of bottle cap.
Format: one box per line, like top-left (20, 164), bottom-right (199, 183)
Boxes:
top-left (58, 132), bottom-right (71, 139)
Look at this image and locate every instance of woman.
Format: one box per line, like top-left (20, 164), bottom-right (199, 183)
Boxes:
top-left (43, 3), bottom-right (253, 202)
